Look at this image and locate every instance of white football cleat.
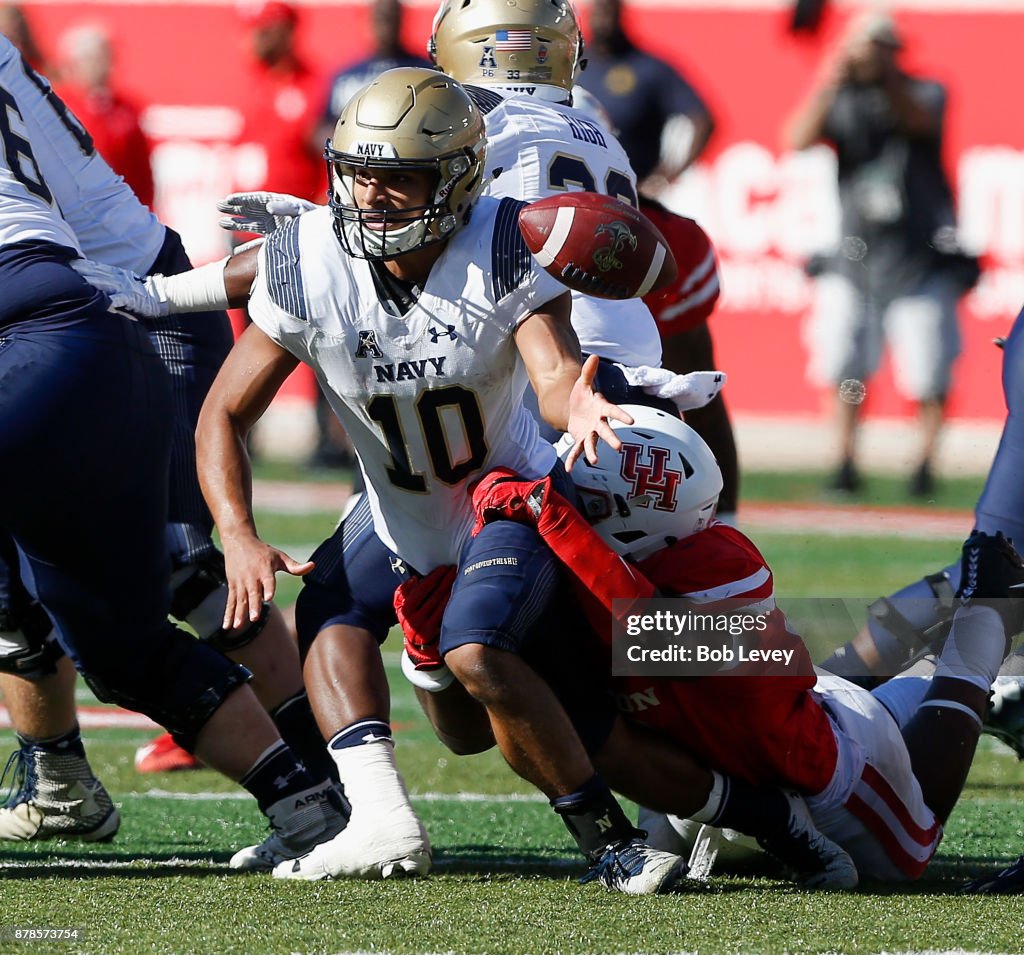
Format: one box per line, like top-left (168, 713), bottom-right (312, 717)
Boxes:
top-left (273, 804), bottom-right (431, 881)
top-left (229, 781), bottom-right (347, 872)
top-left (579, 837), bottom-right (692, 895)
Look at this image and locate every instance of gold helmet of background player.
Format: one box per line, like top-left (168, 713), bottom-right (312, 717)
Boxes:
top-left (428, 0), bottom-right (584, 102)
top-left (326, 67), bottom-right (487, 259)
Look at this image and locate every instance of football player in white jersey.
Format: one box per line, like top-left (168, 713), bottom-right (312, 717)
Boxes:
top-left (0, 39), bottom-right (334, 845)
top-left (0, 33), bottom-right (346, 866)
top-left (193, 67), bottom-right (701, 892)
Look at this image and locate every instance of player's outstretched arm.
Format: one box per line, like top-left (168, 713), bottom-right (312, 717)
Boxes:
top-left (514, 294), bottom-right (632, 466)
top-left (196, 324), bottom-right (313, 630)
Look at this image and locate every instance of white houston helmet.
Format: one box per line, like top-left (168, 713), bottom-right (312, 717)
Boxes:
top-left (326, 67), bottom-right (487, 260)
top-left (561, 405), bottom-right (723, 561)
top-left (428, 0), bottom-right (584, 103)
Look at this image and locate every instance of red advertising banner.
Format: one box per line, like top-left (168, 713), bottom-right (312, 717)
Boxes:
top-left (17, 1), bottom-right (1024, 419)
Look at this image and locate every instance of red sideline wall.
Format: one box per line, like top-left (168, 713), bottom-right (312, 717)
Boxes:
top-left (19, 2), bottom-right (1024, 420)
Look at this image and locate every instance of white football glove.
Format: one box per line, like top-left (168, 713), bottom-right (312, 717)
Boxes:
top-left (216, 191), bottom-right (319, 235)
top-left (71, 258), bottom-right (169, 319)
top-left (617, 365), bottom-right (727, 412)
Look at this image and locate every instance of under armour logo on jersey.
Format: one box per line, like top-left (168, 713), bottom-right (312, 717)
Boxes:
top-left (479, 46), bottom-right (497, 70)
top-left (428, 324), bottom-right (458, 344)
top-left (620, 443), bottom-right (685, 512)
top-left (355, 330), bottom-right (383, 359)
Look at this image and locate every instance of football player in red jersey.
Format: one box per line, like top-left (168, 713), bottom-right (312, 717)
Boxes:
top-left (448, 406), bottom-right (1019, 882)
top-left (639, 196), bottom-right (740, 526)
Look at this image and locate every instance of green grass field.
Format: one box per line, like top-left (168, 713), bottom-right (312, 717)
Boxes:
top-left (2, 468), bottom-right (1022, 955)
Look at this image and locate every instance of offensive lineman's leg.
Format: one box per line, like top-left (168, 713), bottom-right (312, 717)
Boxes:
top-left (147, 234), bottom-right (329, 780)
top-left (0, 657), bottom-right (76, 740)
top-left (0, 295), bottom-right (343, 868)
top-left (0, 654), bottom-right (119, 842)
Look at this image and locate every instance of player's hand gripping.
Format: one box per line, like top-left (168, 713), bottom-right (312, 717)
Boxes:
top-left (393, 565), bottom-right (456, 670)
top-left (470, 467), bottom-right (552, 535)
top-left (71, 258), bottom-right (170, 319)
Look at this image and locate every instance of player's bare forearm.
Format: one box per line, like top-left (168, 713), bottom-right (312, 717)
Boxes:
top-left (514, 292), bottom-right (579, 432)
top-left (535, 372), bottom-right (576, 433)
top-left (223, 245), bottom-right (261, 308)
top-left (196, 324), bottom-right (298, 541)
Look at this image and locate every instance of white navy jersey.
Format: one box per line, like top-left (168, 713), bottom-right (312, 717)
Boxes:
top-left (469, 86), bottom-right (663, 368)
top-left (0, 39), bottom-right (80, 253)
top-left (248, 198), bottom-right (563, 571)
top-left (0, 36), bottom-right (163, 272)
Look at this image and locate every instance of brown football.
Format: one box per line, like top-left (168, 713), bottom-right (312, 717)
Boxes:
top-left (518, 193), bottom-right (678, 300)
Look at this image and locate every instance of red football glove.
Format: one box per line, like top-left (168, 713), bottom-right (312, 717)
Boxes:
top-left (393, 564), bottom-right (457, 670)
top-left (470, 467), bottom-right (552, 536)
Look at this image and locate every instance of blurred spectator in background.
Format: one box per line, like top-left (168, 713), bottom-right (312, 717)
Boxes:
top-left (0, 3), bottom-right (49, 73)
top-left (786, 11), bottom-right (972, 497)
top-left (232, 1), bottom-right (328, 466)
top-left (235, 1), bottom-right (324, 206)
top-left (316, 0), bottom-right (431, 146)
top-left (577, 0), bottom-right (715, 197)
top-left (55, 23), bottom-right (154, 207)
top-left (306, 0), bottom-right (430, 471)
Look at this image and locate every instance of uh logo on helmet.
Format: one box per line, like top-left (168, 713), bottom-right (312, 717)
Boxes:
top-left (560, 405), bottom-right (723, 560)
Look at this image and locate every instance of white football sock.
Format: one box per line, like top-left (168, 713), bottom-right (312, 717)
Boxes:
top-left (330, 740), bottom-right (416, 818)
top-left (934, 604), bottom-right (1006, 692)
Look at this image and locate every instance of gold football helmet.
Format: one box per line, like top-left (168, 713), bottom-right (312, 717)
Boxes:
top-left (326, 67), bottom-right (487, 259)
top-left (428, 0), bottom-right (584, 100)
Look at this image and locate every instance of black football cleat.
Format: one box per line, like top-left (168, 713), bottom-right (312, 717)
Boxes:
top-left (957, 530), bottom-right (1024, 641)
